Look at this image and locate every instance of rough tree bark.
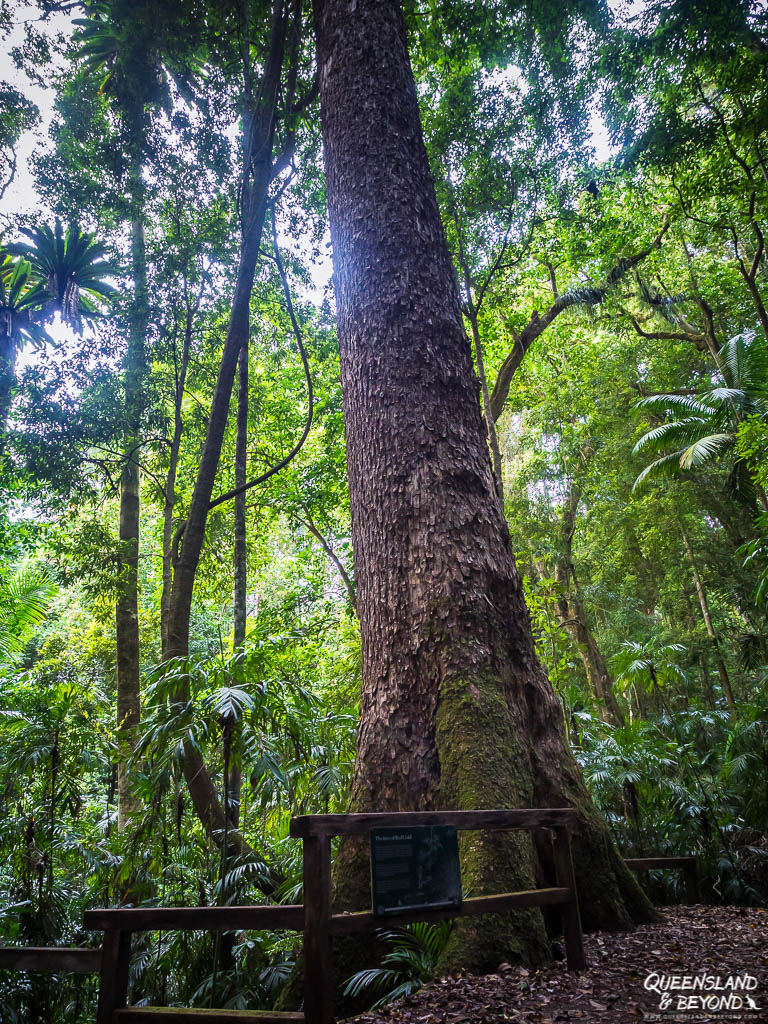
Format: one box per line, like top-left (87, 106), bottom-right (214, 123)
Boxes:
top-left (116, 178), bottom-right (149, 831)
top-left (314, 0), bottom-right (655, 973)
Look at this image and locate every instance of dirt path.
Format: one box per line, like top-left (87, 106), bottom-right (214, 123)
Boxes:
top-left (354, 906), bottom-right (767, 1023)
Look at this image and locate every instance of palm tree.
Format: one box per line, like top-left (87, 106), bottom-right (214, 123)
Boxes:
top-left (615, 639), bottom-right (688, 694)
top-left (0, 224), bottom-right (116, 433)
top-left (0, 257), bottom-right (49, 429)
top-left (72, 0), bottom-right (209, 834)
top-left (632, 331), bottom-right (768, 507)
top-left (72, 0), bottom-right (199, 115)
top-left (0, 255), bottom-right (50, 343)
top-left (72, 0), bottom-right (158, 834)
top-left (5, 221), bottom-right (117, 331)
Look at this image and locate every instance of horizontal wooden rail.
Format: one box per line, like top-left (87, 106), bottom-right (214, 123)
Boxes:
top-left (625, 856), bottom-right (696, 871)
top-left (82, 808), bottom-right (585, 1024)
top-left (297, 809), bottom-right (585, 1023)
top-left (114, 1010), bottom-right (304, 1022)
top-left (1, 826), bottom-right (699, 1024)
top-left (625, 855), bottom-right (699, 904)
top-left (84, 904), bottom-right (304, 933)
top-left (328, 886), bottom-right (570, 934)
top-left (0, 946), bottom-right (102, 973)
top-left (290, 807), bottom-right (578, 838)
top-left (626, 856), bottom-right (700, 905)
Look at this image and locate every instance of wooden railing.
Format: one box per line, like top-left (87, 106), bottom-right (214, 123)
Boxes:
top-left (625, 855), bottom-right (699, 903)
top-left (290, 808), bottom-right (585, 1024)
top-left (1, 808), bottom-right (586, 1024)
top-left (83, 905), bottom-right (305, 1024)
top-left (0, 946), bottom-right (102, 974)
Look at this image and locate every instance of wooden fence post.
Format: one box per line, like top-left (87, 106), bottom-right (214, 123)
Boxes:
top-left (95, 928), bottom-right (130, 1024)
top-left (683, 859), bottom-right (699, 905)
top-left (303, 835), bottom-right (334, 1024)
top-left (552, 826), bottom-right (586, 971)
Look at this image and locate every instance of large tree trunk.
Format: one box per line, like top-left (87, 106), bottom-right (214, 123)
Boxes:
top-left (314, 0), bottom-right (654, 975)
top-left (115, 193), bottom-right (149, 831)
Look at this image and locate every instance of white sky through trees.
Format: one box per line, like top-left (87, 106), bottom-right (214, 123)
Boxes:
top-left (0, 0), bottom-right (645, 366)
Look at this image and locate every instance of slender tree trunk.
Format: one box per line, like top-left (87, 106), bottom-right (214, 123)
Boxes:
top-left (166, 0), bottom-right (288, 864)
top-left (0, 330), bottom-right (17, 440)
top-left (697, 653), bottom-right (716, 709)
top-left (681, 528), bottom-right (735, 708)
top-left (116, 180), bottom-right (149, 831)
top-left (452, 207), bottom-right (504, 497)
top-left (230, 338), bottom-right (248, 823)
top-left (161, 306), bottom-right (193, 661)
top-left (559, 591), bottom-right (624, 726)
top-left (314, 0), bottom-right (654, 975)
top-left (554, 484), bottom-right (623, 726)
top-left (736, 252), bottom-right (768, 344)
top-left (233, 339), bottom-right (249, 654)
top-left (466, 299), bottom-right (503, 498)
top-left (545, 554), bottom-right (622, 720)
top-left (167, 220), bottom-right (266, 846)
top-left (216, 348), bottom-right (249, 971)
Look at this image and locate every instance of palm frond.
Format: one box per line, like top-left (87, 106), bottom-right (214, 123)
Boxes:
top-left (634, 393), bottom-right (713, 416)
top-left (632, 449), bottom-right (689, 490)
top-left (0, 566), bottom-right (57, 663)
top-left (720, 331), bottom-right (768, 392)
top-left (5, 221), bottom-right (117, 330)
top-left (633, 418), bottom-right (708, 455)
top-left (679, 433), bottom-right (734, 468)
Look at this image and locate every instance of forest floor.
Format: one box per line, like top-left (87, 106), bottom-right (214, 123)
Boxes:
top-left (353, 906), bottom-right (767, 1024)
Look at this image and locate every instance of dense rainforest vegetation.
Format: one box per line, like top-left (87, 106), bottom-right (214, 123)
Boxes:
top-left (1, 0), bottom-right (767, 1018)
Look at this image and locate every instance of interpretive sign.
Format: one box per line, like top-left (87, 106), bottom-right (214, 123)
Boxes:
top-left (370, 825), bottom-right (462, 917)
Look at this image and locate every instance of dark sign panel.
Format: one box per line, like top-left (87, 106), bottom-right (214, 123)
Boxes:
top-left (370, 825), bottom-right (462, 917)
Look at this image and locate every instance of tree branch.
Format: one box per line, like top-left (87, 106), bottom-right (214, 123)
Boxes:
top-left (300, 511), bottom-right (357, 612)
top-left (207, 208), bottom-right (314, 510)
top-left (290, 68), bottom-right (319, 115)
top-left (489, 216), bottom-right (670, 421)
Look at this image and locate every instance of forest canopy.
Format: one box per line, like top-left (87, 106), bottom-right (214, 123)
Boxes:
top-left (0, 0), bottom-right (767, 1019)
